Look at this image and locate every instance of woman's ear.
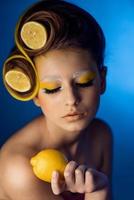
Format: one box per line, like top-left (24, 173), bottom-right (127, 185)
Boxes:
top-left (33, 96), bottom-right (40, 107)
top-left (100, 66), bottom-right (107, 94)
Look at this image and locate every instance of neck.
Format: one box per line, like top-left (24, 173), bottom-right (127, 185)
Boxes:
top-left (43, 118), bottom-right (89, 160)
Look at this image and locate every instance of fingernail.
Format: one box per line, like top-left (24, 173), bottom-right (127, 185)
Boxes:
top-left (64, 172), bottom-right (70, 177)
top-left (52, 171), bottom-right (58, 178)
top-left (75, 169), bottom-right (80, 174)
top-left (71, 160), bottom-right (76, 164)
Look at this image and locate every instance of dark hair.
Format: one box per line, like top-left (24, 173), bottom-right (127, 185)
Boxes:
top-left (16, 0), bottom-right (105, 67)
top-left (3, 0), bottom-right (106, 101)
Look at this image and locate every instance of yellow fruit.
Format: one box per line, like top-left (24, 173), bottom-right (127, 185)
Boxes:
top-left (30, 149), bottom-right (68, 183)
top-left (5, 69), bottom-right (31, 92)
top-left (20, 21), bottom-right (47, 50)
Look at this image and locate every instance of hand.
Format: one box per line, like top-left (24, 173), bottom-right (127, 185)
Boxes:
top-left (51, 161), bottom-right (109, 195)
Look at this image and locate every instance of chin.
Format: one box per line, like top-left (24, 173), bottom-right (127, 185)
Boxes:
top-left (61, 120), bottom-right (90, 133)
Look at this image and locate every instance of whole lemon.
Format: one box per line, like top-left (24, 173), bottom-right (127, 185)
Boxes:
top-left (30, 149), bottom-right (68, 183)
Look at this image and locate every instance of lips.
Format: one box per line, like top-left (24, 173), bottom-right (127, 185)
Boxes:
top-left (63, 112), bottom-right (82, 117)
top-left (63, 114), bottom-right (84, 122)
top-left (62, 112), bottom-right (87, 122)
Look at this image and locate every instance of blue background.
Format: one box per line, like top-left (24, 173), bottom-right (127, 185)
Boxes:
top-left (0, 0), bottom-right (134, 199)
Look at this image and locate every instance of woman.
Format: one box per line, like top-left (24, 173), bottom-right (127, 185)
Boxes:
top-left (0, 0), bottom-right (113, 199)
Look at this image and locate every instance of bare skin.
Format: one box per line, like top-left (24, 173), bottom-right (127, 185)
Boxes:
top-left (0, 49), bottom-right (113, 200)
top-left (0, 116), bottom-right (113, 200)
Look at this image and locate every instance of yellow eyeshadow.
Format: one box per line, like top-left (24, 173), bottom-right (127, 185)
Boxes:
top-left (76, 72), bottom-right (96, 83)
top-left (40, 82), bottom-right (61, 89)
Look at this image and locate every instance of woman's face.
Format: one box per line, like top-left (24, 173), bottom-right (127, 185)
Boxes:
top-left (34, 48), bottom-right (105, 132)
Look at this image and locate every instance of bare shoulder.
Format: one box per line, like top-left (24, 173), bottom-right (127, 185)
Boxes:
top-left (89, 118), bottom-right (113, 180)
top-left (0, 116), bottom-right (61, 199)
top-left (0, 151), bottom-right (57, 200)
top-left (90, 118), bottom-right (113, 143)
top-left (1, 115), bottom-right (45, 154)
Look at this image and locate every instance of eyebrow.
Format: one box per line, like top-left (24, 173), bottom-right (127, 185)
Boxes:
top-left (41, 69), bottom-right (96, 81)
top-left (41, 75), bottom-right (61, 81)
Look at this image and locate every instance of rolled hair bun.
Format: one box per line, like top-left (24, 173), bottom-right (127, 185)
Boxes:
top-left (3, 55), bottom-right (38, 101)
top-left (18, 0), bottom-right (105, 63)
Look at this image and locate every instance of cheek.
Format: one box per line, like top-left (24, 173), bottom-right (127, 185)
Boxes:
top-left (38, 91), bottom-right (60, 114)
top-left (83, 87), bottom-right (100, 107)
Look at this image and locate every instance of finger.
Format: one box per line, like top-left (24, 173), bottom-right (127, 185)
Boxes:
top-left (75, 165), bottom-right (87, 193)
top-left (64, 161), bottom-right (78, 191)
top-left (94, 171), bottom-right (109, 190)
top-left (85, 168), bottom-right (95, 193)
top-left (75, 165), bottom-right (87, 187)
top-left (51, 171), bottom-right (65, 195)
top-left (85, 168), bottom-right (109, 193)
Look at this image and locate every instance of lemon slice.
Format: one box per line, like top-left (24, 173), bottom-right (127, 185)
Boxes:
top-left (20, 21), bottom-right (47, 50)
top-left (5, 69), bottom-right (31, 92)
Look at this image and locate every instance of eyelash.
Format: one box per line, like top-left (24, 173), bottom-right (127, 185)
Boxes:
top-left (43, 87), bottom-right (61, 94)
top-left (42, 79), bottom-right (94, 94)
top-left (76, 79), bottom-right (94, 88)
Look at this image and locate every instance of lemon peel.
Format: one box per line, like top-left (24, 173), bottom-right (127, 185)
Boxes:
top-left (30, 149), bottom-right (68, 183)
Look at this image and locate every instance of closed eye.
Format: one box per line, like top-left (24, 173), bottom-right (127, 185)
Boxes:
top-left (42, 79), bottom-right (94, 94)
top-left (42, 87), bottom-right (61, 94)
top-left (76, 79), bottom-right (94, 88)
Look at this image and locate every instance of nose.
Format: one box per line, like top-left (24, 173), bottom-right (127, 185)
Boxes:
top-left (64, 85), bottom-right (81, 106)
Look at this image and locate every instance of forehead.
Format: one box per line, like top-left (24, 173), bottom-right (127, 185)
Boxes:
top-left (34, 49), bottom-right (97, 80)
